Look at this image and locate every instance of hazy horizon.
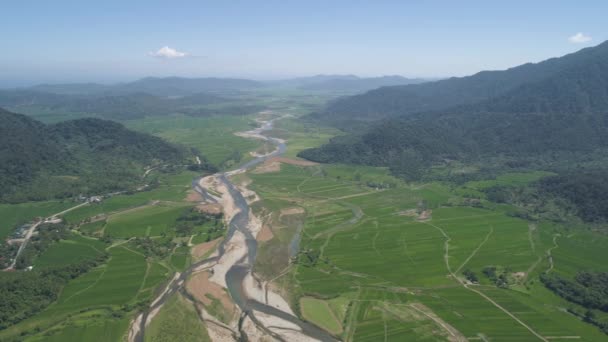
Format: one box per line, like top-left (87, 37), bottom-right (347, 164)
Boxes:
top-left (2, 1), bottom-right (606, 87)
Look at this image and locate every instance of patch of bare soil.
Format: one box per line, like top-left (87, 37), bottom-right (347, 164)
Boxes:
top-left (191, 237), bottom-right (222, 261)
top-left (512, 271), bottom-right (526, 279)
top-left (196, 203), bottom-right (223, 215)
top-left (279, 207), bottom-right (305, 217)
top-left (185, 190), bottom-right (203, 202)
top-left (398, 209), bottom-right (418, 217)
top-left (417, 209), bottom-right (432, 221)
top-left (257, 224), bottom-right (274, 242)
top-left (253, 157), bottom-right (318, 174)
top-left (187, 271), bottom-right (235, 317)
top-left (253, 161), bottom-right (282, 174)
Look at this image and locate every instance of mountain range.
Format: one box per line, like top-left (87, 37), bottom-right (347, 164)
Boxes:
top-left (300, 41), bottom-right (608, 179)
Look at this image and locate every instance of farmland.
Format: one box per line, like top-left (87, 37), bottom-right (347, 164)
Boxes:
top-left (3, 96), bottom-right (608, 341)
top-left (125, 115), bottom-right (261, 168)
top-left (247, 155), bottom-right (608, 341)
top-left (145, 293), bottom-right (211, 342)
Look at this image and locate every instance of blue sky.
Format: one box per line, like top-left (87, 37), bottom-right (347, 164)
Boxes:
top-left (1, 1), bottom-right (606, 86)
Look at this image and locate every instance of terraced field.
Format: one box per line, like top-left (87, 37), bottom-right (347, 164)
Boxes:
top-left (248, 162), bottom-right (608, 341)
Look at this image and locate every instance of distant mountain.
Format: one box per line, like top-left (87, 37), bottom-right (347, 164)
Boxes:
top-left (114, 77), bottom-right (262, 96)
top-left (300, 41), bottom-right (608, 179)
top-left (0, 108), bottom-right (192, 202)
top-left (20, 77), bottom-right (263, 97)
top-left (28, 83), bottom-right (112, 95)
top-left (299, 75), bottom-right (427, 93)
top-left (317, 43), bottom-right (608, 123)
top-left (276, 74), bottom-right (360, 86)
top-left (269, 74), bottom-right (427, 93)
top-left (0, 90), bottom-right (263, 121)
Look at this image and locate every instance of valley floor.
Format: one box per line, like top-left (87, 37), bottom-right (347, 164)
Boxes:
top-left (2, 95), bottom-right (608, 341)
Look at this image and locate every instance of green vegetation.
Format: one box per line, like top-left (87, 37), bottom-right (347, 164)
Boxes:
top-left (34, 234), bottom-right (107, 268)
top-left (0, 108), bottom-right (192, 203)
top-left (541, 272), bottom-right (608, 312)
top-left (104, 202), bottom-right (189, 238)
top-left (0, 200), bottom-right (75, 239)
top-left (145, 293), bottom-right (210, 342)
top-left (538, 171), bottom-right (608, 222)
top-left (301, 41), bottom-right (608, 183)
top-left (246, 159), bottom-right (608, 340)
top-left (0, 255), bottom-right (107, 329)
top-left (300, 297), bottom-right (342, 334)
top-left (126, 115), bottom-right (260, 167)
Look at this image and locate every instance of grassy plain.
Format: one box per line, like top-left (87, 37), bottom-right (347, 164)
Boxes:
top-left (300, 297), bottom-right (342, 334)
top-left (126, 115), bottom-right (260, 167)
top-left (145, 293), bottom-right (210, 342)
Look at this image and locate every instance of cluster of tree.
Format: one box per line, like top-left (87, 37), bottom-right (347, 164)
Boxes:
top-left (541, 272), bottom-right (608, 312)
top-left (300, 41), bottom-right (608, 182)
top-left (0, 108), bottom-right (200, 203)
top-left (463, 269), bottom-right (479, 283)
top-left (482, 266), bottom-right (514, 288)
top-left (0, 254), bottom-right (107, 329)
top-left (538, 171), bottom-right (608, 222)
top-left (297, 249), bottom-right (322, 267)
top-left (478, 169), bottom-right (608, 225)
top-left (175, 207), bottom-right (223, 237)
top-left (0, 243), bottom-right (19, 269)
top-left (16, 222), bottom-right (72, 269)
top-left (567, 308), bottom-right (608, 335)
top-left (131, 237), bottom-right (175, 258)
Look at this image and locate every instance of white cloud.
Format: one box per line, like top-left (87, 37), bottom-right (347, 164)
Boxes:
top-left (149, 46), bottom-right (188, 58)
top-left (568, 32), bottom-right (592, 44)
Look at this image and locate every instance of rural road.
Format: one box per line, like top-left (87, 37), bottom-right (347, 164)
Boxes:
top-left (5, 201), bottom-right (89, 270)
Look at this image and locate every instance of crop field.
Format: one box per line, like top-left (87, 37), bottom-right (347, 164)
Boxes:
top-left (34, 234), bottom-right (106, 268)
top-left (272, 118), bottom-right (341, 159)
top-left (62, 170), bottom-right (197, 224)
top-left (300, 297), bottom-right (343, 334)
top-left (170, 245), bottom-right (191, 271)
top-left (146, 293), bottom-right (210, 342)
top-left (51, 246), bottom-right (146, 312)
top-left (26, 313), bottom-right (130, 342)
top-left (0, 200), bottom-right (75, 239)
top-left (104, 202), bottom-right (189, 238)
top-left (0, 245), bottom-right (152, 340)
top-left (126, 115), bottom-right (261, 167)
top-left (246, 160), bottom-right (608, 340)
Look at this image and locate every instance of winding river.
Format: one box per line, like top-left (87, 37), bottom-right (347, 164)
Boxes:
top-left (132, 116), bottom-right (337, 342)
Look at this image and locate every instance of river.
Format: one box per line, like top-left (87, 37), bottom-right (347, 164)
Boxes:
top-left (132, 116), bottom-right (337, 342)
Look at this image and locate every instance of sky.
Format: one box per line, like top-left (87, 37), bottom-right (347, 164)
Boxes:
top-left (1, 1), bottom-right (606, 86)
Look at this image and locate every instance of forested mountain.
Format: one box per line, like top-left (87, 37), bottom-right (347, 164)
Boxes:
top-left (0, 90), bottom-right (263, 121)
top-left (315, 41), bottom-right (608, 122)
top-left (0, 108), bottom-right (191, 202)
top-left (300, 41), bottom-right (608, 179)
top-left (23, 77), bottom-right (263, 96)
